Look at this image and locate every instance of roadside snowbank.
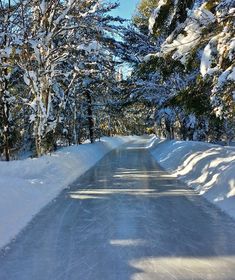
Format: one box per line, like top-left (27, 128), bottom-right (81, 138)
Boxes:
top-left (151, 139), bottom-right (235, 219)
top-left (0, 136), bottom-right (133, 249)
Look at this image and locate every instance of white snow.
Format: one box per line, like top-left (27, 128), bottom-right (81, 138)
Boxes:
top-left (227, 67), bottom-right (235, 81)
top-left (39, 0), bottom-right (46, 15)
top-left (200, 40), bottom-right (219, 77)
top-left (161, 5), bottom-right (215, 64)
top-left (143, 53), bottom-right (158, 63)
top-left (23, 73), bottom-right (30, 86)
top-left (149, 0), bottom-right (168, 34)
top-left (0, 136), bottom-right (133, 249)
top-left (200, 43), bottom-right (212, 77)
top-left (217, 66), bottom-right (233, 88)
top-left (151, 138), bottom-right (235, 219)
top-left (77, 41), bottom-right (100, 54)
top-left (2, 136), bottom-right (235, 249)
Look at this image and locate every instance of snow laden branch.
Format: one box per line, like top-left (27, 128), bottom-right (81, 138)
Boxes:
top-left (16, 0), bottom-right (108, 156)
top-left (129, 0), bottom-right (234, 143)
top-left (0, 0), bottom-right (129, 160)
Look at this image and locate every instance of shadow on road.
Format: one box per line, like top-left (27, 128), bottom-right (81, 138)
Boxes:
top-left (1, 140), bottom-right (235, 280)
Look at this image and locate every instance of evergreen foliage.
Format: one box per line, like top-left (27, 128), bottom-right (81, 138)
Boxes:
top-left (126, 0), bottom-right (235, 142)
top-left (0, 0), bottom-right (128, 160)
top-left (0, 0), bottom-right (234, 160)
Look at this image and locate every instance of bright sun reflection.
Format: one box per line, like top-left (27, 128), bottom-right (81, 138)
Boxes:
top-left (69, 194), bottom-right (107, 200)
top-left (68, 188), bottom-right (194, 200)
top-left (110, 239), bottom-right (147, 247)
top-left (130, 256), bottom-right (235, 280)
top-left (113, 173), bottom-right (177, 179)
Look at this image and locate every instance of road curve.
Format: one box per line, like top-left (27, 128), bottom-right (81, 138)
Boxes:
top-left (1, 137), bottom-right (235, 280)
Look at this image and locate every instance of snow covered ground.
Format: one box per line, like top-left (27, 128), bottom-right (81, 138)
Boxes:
top-left (1, 135), bottom-right (235, 250)
top-left (0, 136), bottom-right (134, 249)
top-left (151, 138), bottom-right (235, 219)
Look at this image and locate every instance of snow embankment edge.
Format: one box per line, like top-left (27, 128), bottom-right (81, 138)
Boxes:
top-left (0, 136), bottom-right (134, 249)
top-left (150, 138), bottom-right (235, 220)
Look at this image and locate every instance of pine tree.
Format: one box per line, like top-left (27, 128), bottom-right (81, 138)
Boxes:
top-left (125, 0), bottom-right (234, 143)
top-left (0, 0), bottom-right (21, 160)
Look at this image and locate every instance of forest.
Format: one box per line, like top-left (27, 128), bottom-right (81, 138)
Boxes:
top-left (0, 0), bottom-right (234, 160)
top-left (0, 1), bottom-right (235, 278)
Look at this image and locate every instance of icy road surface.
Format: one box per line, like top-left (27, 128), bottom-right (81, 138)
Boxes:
top-left (1, 138), bottom-right (235, 280)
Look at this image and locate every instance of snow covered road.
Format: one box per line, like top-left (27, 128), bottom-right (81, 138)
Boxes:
top-left (1, 138), bottom-right (235, 280)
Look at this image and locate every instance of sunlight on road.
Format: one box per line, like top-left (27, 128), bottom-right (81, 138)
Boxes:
top-left (69, 188), bottom-right (194, 199)
top-left (130, 256), bottom-right (235, 280)
top-left (113, 171), bottom-right (178, 179)
top-left (113, 173), bottom-right (177, 179)
top-left (1, 140), bottom-right (235, 280)
top-left (110, 239), bottom-right (147, 247)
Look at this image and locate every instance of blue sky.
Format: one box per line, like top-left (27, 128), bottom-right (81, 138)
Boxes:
top-left (110, 0), bottom-right (140, 20)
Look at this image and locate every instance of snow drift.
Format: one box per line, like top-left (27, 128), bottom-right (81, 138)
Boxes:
top-left (151, 138), bottom-right (235, 219)
top-left (0, 136), bottom-right (132, 249)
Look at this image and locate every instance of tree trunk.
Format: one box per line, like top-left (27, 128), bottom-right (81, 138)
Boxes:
top-left (1, 72), bottom-right (10, 161)
top-left (73, 106), bottom-right (77, 144)
top-left (34, 107), bottom-right (42, 157)
top-left (86, 91), bottom-right (95, 143)
top-left (2, 0), bottom-right (12, 161)
top-left (3, 107), bottom-right (10, 161)
top-left (165, 121), bottom-right (172, 139)
top-left (35, 134), bottom-right (42, 157)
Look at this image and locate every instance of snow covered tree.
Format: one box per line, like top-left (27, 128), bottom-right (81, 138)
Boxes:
top-left (133, 0), bottom-right (157, 33)
top-left (158, 0), bottom-right (235, 142)
top-left (0, 0), bottom-right (22, 160)
top-left (64, 2), bottom-right (127, 143)
top-left (17, 0), bottom-right (103, 156)
top-left (0, 0), bottom-right (131, 159)
top-left (125, 0), bottom-right (234, 143)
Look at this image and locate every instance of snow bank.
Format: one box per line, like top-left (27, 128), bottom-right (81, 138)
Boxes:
top-left (151, 139), bottom-right (235, 219)
top-left (0, 136), bottom-right (133, 249)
